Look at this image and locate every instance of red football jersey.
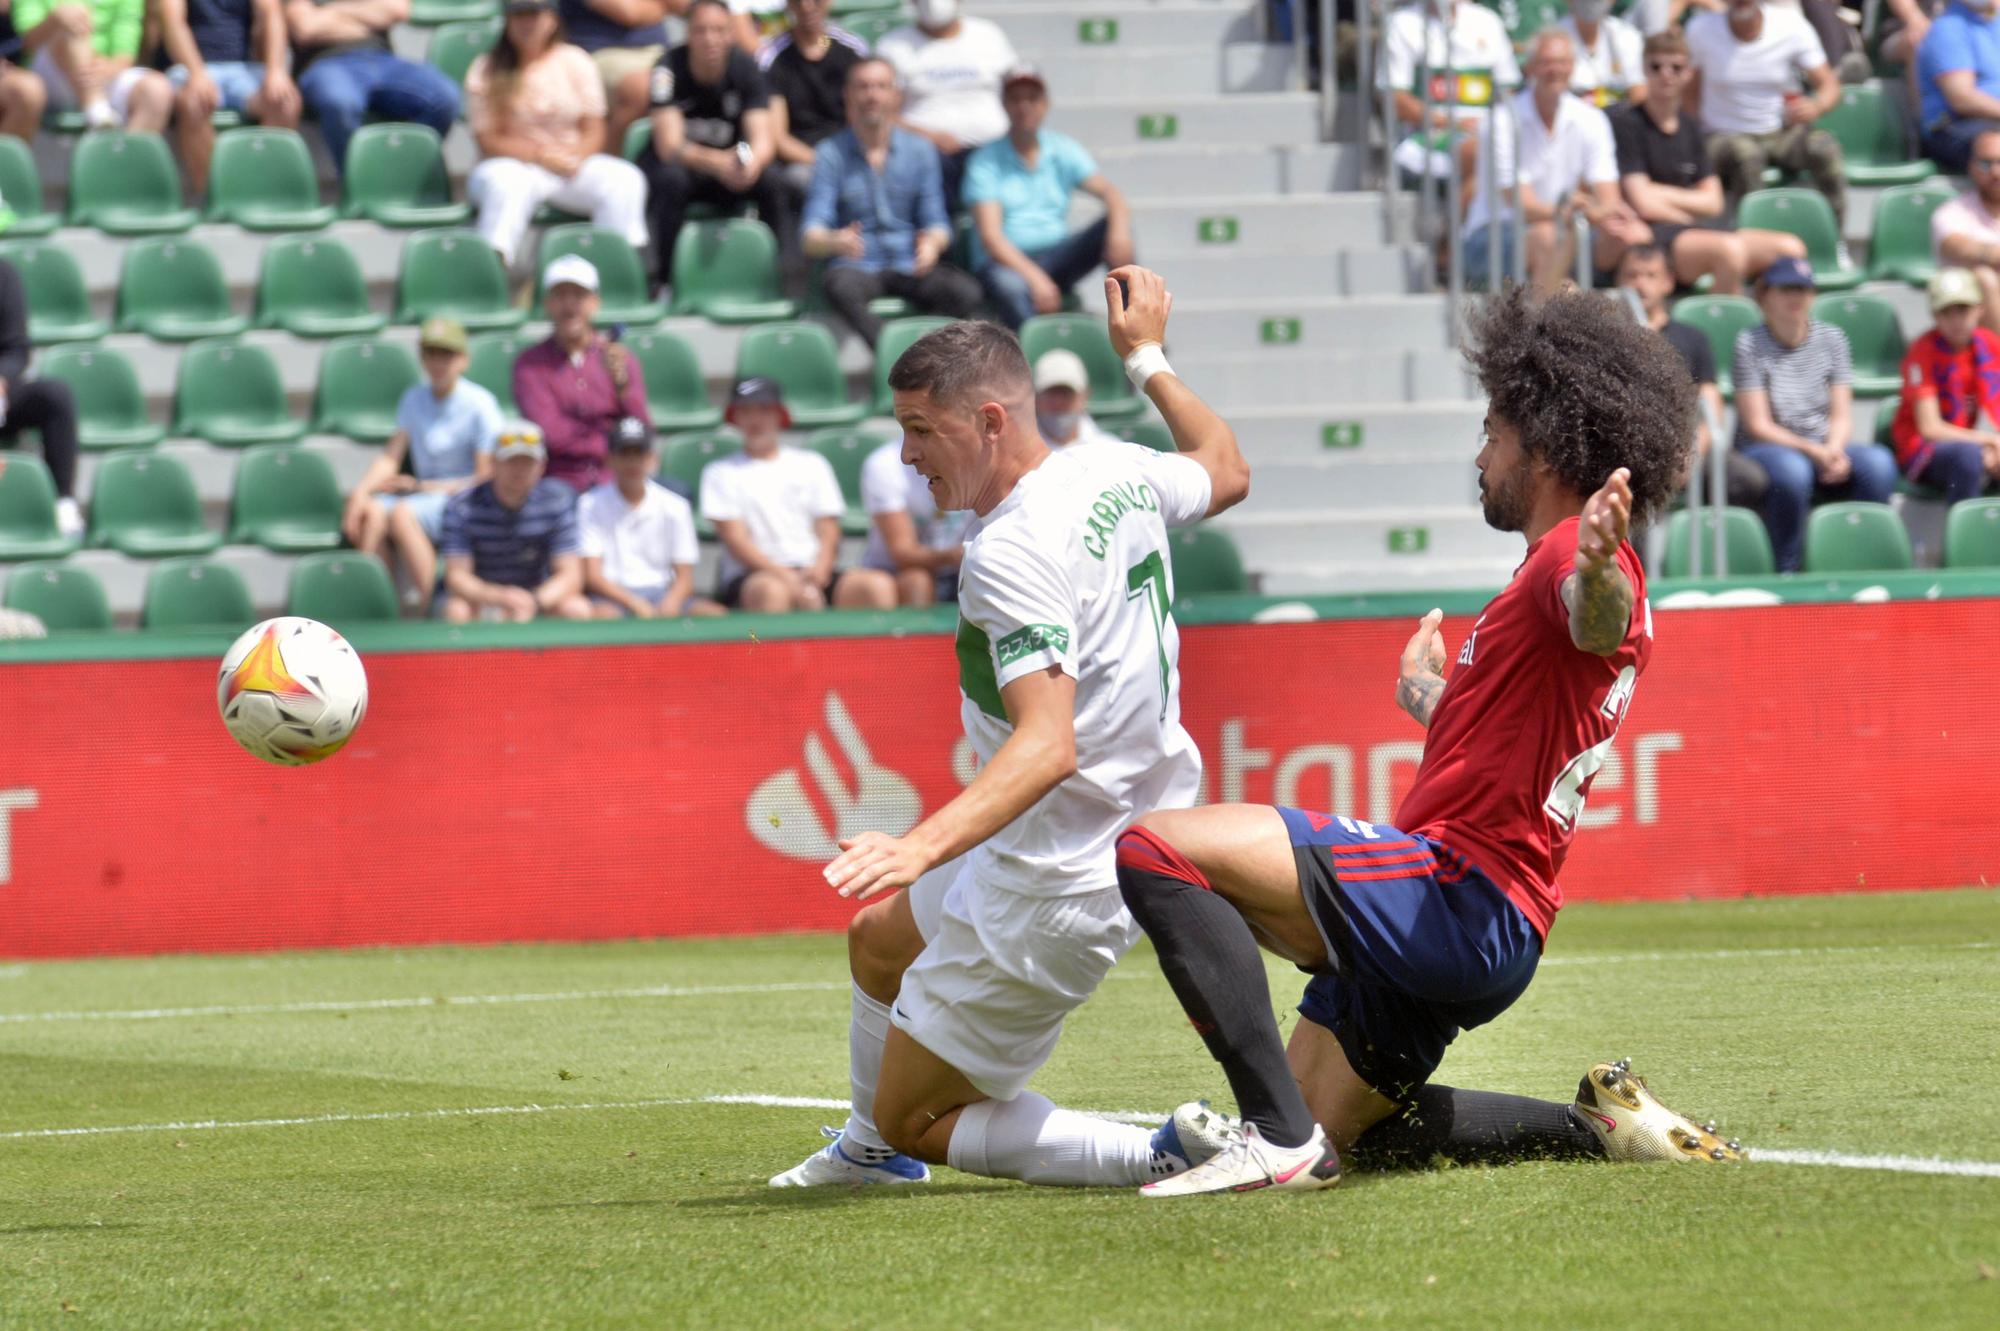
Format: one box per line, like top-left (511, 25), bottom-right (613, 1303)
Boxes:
top-left (1396, 516), bottom-right (1651, 939)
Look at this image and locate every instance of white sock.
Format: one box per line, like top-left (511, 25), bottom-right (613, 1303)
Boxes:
top-left (946, 1091), bottom-right (1167, 1186)
top-left (838, 983), bottom-right (893, 1157)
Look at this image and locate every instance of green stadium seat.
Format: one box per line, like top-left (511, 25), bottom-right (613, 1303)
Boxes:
top-left (841, 10), bottom-right (904, 45)
top-left (670, 219), bottom-right (799, 324)
top-left (659, 428), bottom-right (741, 503)
top-left (206, 128), bottom-right (338, 230)
top-left (807, 425), bottom-right (897, 535)
top-left (342, 124), bottom-right (471, 227)
top-left (142, 557), bottom-right (255, 629)
top-left (1819, 83), bottom-right (1934, 187)
top-left (1867, 181), bottom-right (1956, 287)
top-left (625, 328), bottom-right (722, 432)
top-left (734, 322), bottom-right (866, 427)
top-left (0, 137), bottom-right (59, 235)
top-left (173, 340), bottom-right (306, 447)
top-left (1125, 421), bottom-right (1177, 452)
top-left (429, 19), bottom-right (502, 90)
top-left (411, 0), bottom-right (498, 23)
top-left (1811, 292), bottom-right (1905, 397)
top-left (1944, 496), bottom-right (2000, 567)
top-left (229, 445), bottom-right (346, 552)
top-left (1803, 501), bottom-right (1913, 572)
top-left (1497, 0), bottom-right (1569, 44)
top-left (3, 561), bottom-right (112, 631)
top-left (1019, 314), bottom-right (1146, 426)
top-left (871, 315), bottom-right (952, 413)
top-left (0, 241), bottom-right (110, 342)
top-left (1736, 189), bottom-right (1862, 290)
top-left (312, 336), bottom-right (423, 442)
top-left (116, 238), bottom-right (250, 341)
top-left (287, 550), bottom-right (402, 624)
top-left (0, 455), bottom-right (78, 559)
top-left (88, 453), bottom-right (222, 556)
top-left (532, 225), bottom-right (665, 325)
top-left (1167, 526), bottom-right (1249, 599)
top-left (622, 120), bottom-right (653, 161)
top-left (465, 330), bottom-right (536, 415)
top-left (1659, 506), bottom-right (1777, 577)
top-left (34, 345), bottom-right (164, 449)
top-left (395, 229), bottom-right (527, 330)
top-left (255, 236), bottom-right (388, 338)
top-left (1670, 294), bottom-right (1762, 397)
top-left (66, 131), bottom-right (200, 234)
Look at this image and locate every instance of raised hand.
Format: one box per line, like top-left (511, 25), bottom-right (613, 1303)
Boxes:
top-left (1575, 467), bottom-right (1633, 579)
top-left (1105, 264), bottom-right (1172, 359)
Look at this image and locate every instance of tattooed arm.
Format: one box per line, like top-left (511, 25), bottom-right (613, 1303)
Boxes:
top-left (1395, 608), bottom-right (1448, 728)
top-left (1562, 467), bottom-right (1635, 657)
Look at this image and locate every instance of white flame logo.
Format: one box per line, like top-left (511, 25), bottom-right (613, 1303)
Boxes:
top-left (747, 692), bottom-right (922, 860)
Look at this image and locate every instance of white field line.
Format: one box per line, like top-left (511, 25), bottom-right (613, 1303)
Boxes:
top-left (3, 1093), bottom-right (1993, 1179)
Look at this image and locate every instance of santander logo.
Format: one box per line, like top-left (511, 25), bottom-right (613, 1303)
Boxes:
top-left (746, 692), bottom-right (922, 860)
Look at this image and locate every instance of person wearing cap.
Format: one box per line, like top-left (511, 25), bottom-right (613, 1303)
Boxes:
top-left (964, 64), bottom-right (1133, 332)
top-left (463, 0), bottom-right (651, 271)
top-left (283, 0), bottom-right (460, 176)
top-left (158, 0), bottom-right (301, 199)
top-left (699, 377), bottom-right (896, 611)
top-left (579, 414), bottom-right (724, 617)
top-left (1032, 349), bottom-right (1121, 450)
top-left (1888, 266), bottom-right (2000, 504)
top-left (859, 432), bottom-right (966, 605)
top-left (1732, 255), bottom-right (1897, 571)
top-left (342, 318), bottom-right (503, 609)
top-left (514, 254), bottom-right (652, 494)
top-left (439, 420), bottom-right (595, 623)
top-left (874, 0), bottom-right (1016, 204)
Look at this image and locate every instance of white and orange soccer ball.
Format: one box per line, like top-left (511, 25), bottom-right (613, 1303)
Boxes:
top-left (216, 617), bottom-right (369, 766)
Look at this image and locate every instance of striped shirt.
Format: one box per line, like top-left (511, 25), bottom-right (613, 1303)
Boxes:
top-left (1732, 321), bottom-right (1853, 446)
top-left (440, 478), bottom-right (582, 588)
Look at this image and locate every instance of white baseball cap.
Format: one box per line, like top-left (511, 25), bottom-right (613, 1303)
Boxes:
top-left (1033, 348), bottom-right (1090, 393)
top-left (542, 254), bottom-right (600, 293)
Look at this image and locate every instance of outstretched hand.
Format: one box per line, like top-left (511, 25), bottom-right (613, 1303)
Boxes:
top-left (824, 830), bottom-right (928, 902)
top-left (1575, 468), bottom-right (1632, 578)
top-left (1105, 265), bottom-right (1172, 359)
top-left (1399, 607), bottom-right (1447, 683)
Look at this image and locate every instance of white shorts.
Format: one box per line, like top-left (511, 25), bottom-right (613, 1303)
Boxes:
top-left (891, 863), bottom-right (1139, 1102)
top-left (34, 49), bottom-right (152, 116)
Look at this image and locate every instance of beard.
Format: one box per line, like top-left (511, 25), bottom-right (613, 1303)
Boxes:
top-left (1479, 464), bottom-right (1533, 533)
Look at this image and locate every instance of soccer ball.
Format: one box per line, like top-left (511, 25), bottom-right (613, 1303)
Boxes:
top-left (216, 617), bottom-right (369, 766)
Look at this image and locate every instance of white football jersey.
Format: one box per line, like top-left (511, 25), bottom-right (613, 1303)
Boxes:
top-left (954, 441), bottom-right (1212, 897)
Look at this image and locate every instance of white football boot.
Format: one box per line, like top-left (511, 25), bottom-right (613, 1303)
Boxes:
top-left (1140, 1122), bottom-right (1342, 1197)
top-left (1573, 1058), bottom-right (1747, 1163)
top-left (768, 1126), bottom-right (931, 1188)
top-left (1147, 1100), bottom-right (1243, 1180)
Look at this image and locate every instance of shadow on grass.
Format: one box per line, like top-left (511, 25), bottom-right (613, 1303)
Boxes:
top-left (0, 1222), bottom-right (143, 1235)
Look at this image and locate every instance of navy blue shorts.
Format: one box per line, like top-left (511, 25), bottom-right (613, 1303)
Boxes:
top-left (1280, 807), bottom-right (1542, 1102)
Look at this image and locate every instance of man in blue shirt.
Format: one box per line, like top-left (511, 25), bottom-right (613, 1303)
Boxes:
top-left (438, 420), bottom-right (595, 622)
top-left (1919, 0), bottom-right (2000, 172)
top-left (801, 54), bottom-right (981, 347)
top-left (964, 64), bottom-right (1133, 330)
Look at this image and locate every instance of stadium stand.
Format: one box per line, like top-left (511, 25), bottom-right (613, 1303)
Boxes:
top-left (311, 338), bottom-right (423, 443)
top-left (1804, 501), bottom-right (1916, 573)
top-left (669, 219), bottom-right (800, 324)
top-left (229, 447), bottom-right (347, 553)
top-left (1659, 506), bottom-right (1778, 579)
top-left (286, 550), bottom-right (403, 625)
top-left (142, 557), bottom-right (257, 629)
top-left (256, 238), bottom-right (391, 338)
top-left (36, 346), bottom-right (165, 450)
top-left (625, 328), bottom-right (725, 433)
top-left (1945, 497), bottom-right (2000, 567)
top-left (67, 132), bottom-right (201, 235)
top-left (531, 226), bottom-right (667, 326)
top-left (207, 130), bottom-right (340, 232)
top-left (3, 560), bottom-right (113, 632)
top-left (734, 322), bottom-right (867, 427)
top-left (0, 456), bottom-right (79, 561)
top-left (174, 341), bottom-right (309, 448)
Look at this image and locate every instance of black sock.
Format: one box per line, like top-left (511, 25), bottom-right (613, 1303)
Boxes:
top-left (1116, 827), bottom-right (1318, 1150)
top-left (1348, 1084), bottom-right (1607, 1170)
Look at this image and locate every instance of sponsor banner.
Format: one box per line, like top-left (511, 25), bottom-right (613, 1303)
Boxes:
top-left (2, 600), bottom-right (1996, 958)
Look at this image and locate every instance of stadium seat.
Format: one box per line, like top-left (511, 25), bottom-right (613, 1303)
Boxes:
top-left (659, 428), bottom-right (741, 503)
top-left (1019, 315), bottom-right (1146, 426)
top-left (1659, 506), bottom-right (1777, 577)
top-left (34, 345), bottom-right (165, 449)
top-left (871, 316), bottom-right (952, 413)
top-left (622, 120), bottom-right (652, 161)
top-left (465, 330), bottom-right (537, 415)
top-left (1126, 422), bottom-right (1177, 452)
top-left (625, 328), bottom-right (723, 432)
top-left (1944, 496), bottom-right (2000, 567)
top-left (0, 241), bottom-right (110, 342)
top-left (88, 453), bottom-right (222, 557)
top-left (1803, 501), bottom-right (1913, 572)
top-left (1811, 292), bottom-right (1904, 397)
top-left (1735, 189), bottom-right (1862, 290)
top-left (173, 340), bottom-right (307, 447)
top-left (287, 550), bottom-right (402, 624)
top-left (66, 131), bottom-right (200, 234)
top-left (1866, 180), bottom-right (1956, 286)
top-left (1167, 526), bottom-right (1249, 599)
top-left (142, 557), bottom-right (255, 629)
top-left (428, 19), bottom-right (502, 90)
top-left (0, 455), bottom-right (78, 559)
top-left (734, 322), bottom-right (866, 427)
top-left (669, 219), bottom-right (799, 324)
top-left (807, 426), bottom-right (897, 535)
top-left (411, 0), bottom-right (499, 22)
top-left (229, 445), bottom-right (346, 552)
top-left (395, 229), bottom-right (528, 330)
top-left (1670, 294), bottom-right (1761, 397)
top-left (3, 561), bottom-right (112, 631)
top-left (116, 238), bottom-right (250, 341)
top-left (841, 10), bottom-right (903, 45)
top-left (342, 124), bottom-right (472, 227)
top-left (255, 236), bottom-right (388, 338)
top-left (0, 137), bottom-right (59, 235)
top-left (1819, 83), bottom-right (1934, 186)
top-left (312, 337), bottom-right (422, 443)
top-left (206, 129), bottom-right (338, 230)
top-left (532, 225), bottom-right (666, 325)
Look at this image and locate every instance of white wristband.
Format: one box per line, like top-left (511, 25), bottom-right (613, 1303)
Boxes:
top-left (1123, 342), bottom-right (1173, 393)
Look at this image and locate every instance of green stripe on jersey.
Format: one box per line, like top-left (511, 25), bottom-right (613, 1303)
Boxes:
top-left (955, 617), bottom-right (1007, 721)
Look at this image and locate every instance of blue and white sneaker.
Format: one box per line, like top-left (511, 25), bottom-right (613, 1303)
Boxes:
top-left (1147, 1101), bottom-right (1244, 1180)
top-left (768, 1126), bottom-right (932, 1188)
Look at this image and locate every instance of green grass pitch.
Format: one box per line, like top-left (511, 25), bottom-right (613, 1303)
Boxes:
top-left (4, 888), bottom-right (1998, 1329)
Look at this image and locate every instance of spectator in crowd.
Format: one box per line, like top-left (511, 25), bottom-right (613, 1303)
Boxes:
top-left (0, 15), bottom-right (48, 142)
top-left (876, 0), bottom-right (1016, 204)
top-left (1032, 349), bottom-right (1123, 449)
top-left (1685, 0), bottom-right (1846, 226)
top-left (341, 318), bottom-right (502, 608)
top-left (557, 0), bottom-right (683, 151)
top-left (14, 0), bottom-right (171, 130)
top-left (1462, 28), bottom-right (1649, 294)
top-left (1731, 255), bottom-right (1896, 570)
top-left (1613, 29), bottom-right (1806, 293)
top-left (642, 0), bottom-right (797, 293)
top-left (1378, 0), bottom-right (1520, 194)
top-left (514, 255), bottom-right (651, 493)
top-left (1916, 0), bottom-right (2000, 173)
top-left (579, 414), bottom-right (724, 616)
top-left (1881, 0), bottom-right (1945, 116)
top-left (463, 0), bottom-right (650, 270)
top-left (285, 0), bottom-right (460, 174)
top-left (440, 421), bottom-right (595, 622)
top-left (1888, 266), bottom-right (2000, 503)
top-left (1625, 0), bottom-right (1720, 36)
top-left (802, 56), bottom-right (981, 347)
top-left (699, 377), bottom-right (895, 611)
top-left (965, 64), bottom-right (1134, 331)
top-left (159, 0), bottom-right (302, 199)
top-left (860, 434), bottom-right (963, 605)
top-left (761, 0), bottom-right (868, 199)
top-left (1561, 0), bottom-right (1645, 106)
top-left (1933, 126), bottom-right (2000, 330)
top-left (0, 256), bottom-right (80, 539)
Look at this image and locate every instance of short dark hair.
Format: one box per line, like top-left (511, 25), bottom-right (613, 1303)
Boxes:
top-left (887, 320), bottom-right (1033, 410)
top-left (1642, 30), bottom-right (1688, 60)
top-left (686, 0), bottom-right (731, 21)
top-left (847, 55), bottom-right (896, 90)
top-left (1615, 243), bottom-right (1668, 276)
top-left (1463, 284), bottom-right (1695, 527)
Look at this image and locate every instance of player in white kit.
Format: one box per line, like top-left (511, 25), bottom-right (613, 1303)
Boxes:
top-left (770, 267), bottom-right (1251, 1188)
